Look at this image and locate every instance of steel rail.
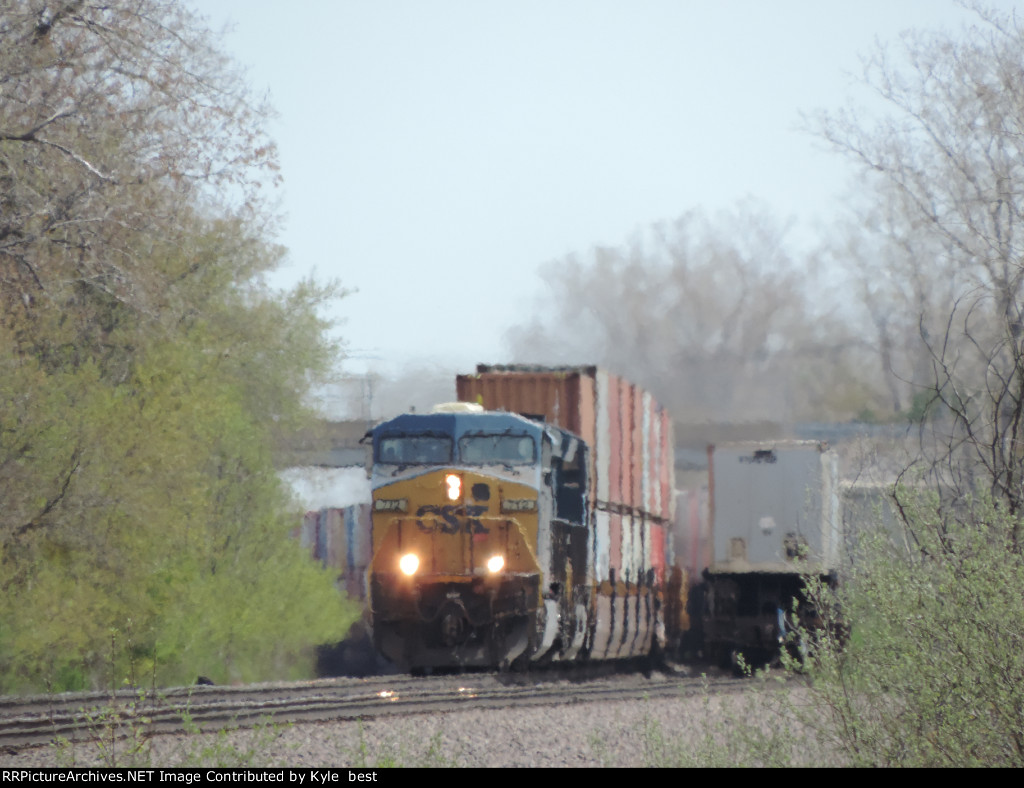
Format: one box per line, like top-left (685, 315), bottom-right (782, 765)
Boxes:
top-left (0, 671), bottom-right (754, 752)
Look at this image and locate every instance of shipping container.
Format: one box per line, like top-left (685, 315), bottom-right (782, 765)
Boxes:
top-left (298, 503), bottom-right (372, 601)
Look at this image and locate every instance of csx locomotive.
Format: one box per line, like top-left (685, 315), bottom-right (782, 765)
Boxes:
top-left (366, 403), bottom-right (593, 669)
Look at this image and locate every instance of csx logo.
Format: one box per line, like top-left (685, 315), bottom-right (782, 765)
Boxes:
top-left (415, 504), bottom-right (489, 534)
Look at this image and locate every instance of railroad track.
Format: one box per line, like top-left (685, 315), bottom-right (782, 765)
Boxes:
top-left (0, 669), bottom-right (752, 752)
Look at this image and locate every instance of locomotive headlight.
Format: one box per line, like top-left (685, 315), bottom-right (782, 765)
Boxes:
top-left (445, 473), bottom-right (462, 501)
top-left (399, 553), bottom-right (420, 576)
top-left (486, 555), bottom-right (505, 574)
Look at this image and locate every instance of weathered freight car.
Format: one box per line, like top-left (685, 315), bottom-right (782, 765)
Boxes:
top-left (364, 365), bottom-right (676, 670)
top-left (299, 504), bottom-right (372, 601)
top-left (698, 440), bottom-right (841, 667)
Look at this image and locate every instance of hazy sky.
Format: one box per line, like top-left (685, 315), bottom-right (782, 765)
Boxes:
top-left (192, 1), bottom-right (1013, 380)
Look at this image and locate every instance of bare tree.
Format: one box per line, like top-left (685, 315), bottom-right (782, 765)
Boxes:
top-left (825, 182), bottom-right (964, 418)
top-left (510, 202), bottom-right (872, 424)
top-left (815, 4), bottom-right (1024, 540)
top-left (0, 0), bottom-right (280, 329)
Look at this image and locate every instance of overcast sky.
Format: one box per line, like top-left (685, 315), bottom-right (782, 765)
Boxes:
top-left (192, 1), bottom-right (1013, 384)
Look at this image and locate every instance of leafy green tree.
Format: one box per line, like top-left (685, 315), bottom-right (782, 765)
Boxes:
top-left (0, 259), bottom-right (354, 691)
top-left (0, 1), bottom-right (357, 692)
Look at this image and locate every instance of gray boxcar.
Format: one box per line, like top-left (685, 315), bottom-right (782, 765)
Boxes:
top-left (708, 440), bottom-right (841, 574)
top-left (700, 440), bottom-right (841, 667)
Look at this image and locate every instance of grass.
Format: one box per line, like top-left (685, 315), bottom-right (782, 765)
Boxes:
top-left (48, 690), bottom-right (298, 769)
top-left (43, 694), bottom-right (470, 768)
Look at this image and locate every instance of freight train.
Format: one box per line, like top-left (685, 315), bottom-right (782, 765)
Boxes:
top-left (309, 365), bottom-right (842, 672)
top-left (366, 365), bottom-right (677, 670)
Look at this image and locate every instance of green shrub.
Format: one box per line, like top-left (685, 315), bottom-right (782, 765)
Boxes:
top-left (783, 489), bottom-right (1024, 767)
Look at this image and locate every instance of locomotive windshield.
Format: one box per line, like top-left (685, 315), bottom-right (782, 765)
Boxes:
top-left (377, 435), bottom-right (453, 464)
top-left (459, 434), bottom-right (536, 465)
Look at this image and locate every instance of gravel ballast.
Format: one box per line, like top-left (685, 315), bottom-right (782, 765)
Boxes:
top-left (0, 687), bottom-right (829, 768)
